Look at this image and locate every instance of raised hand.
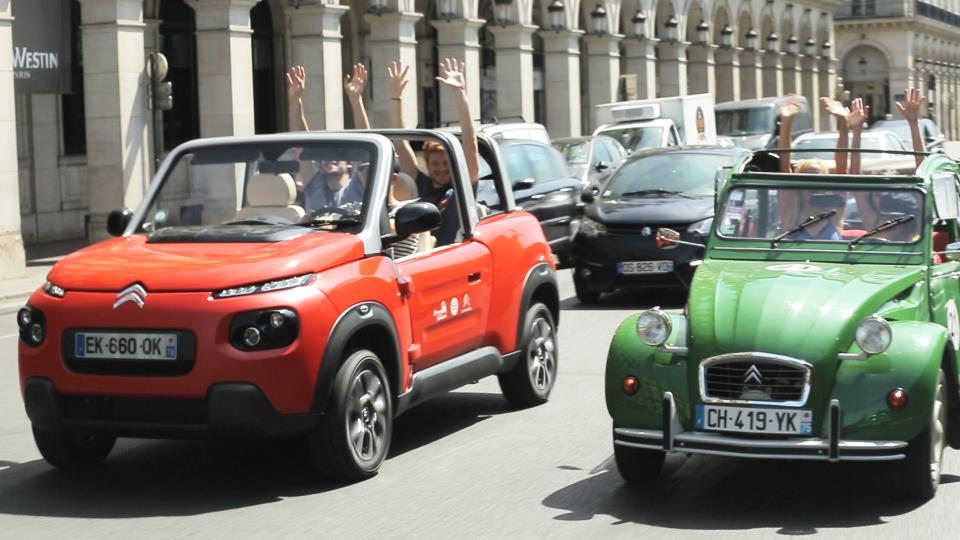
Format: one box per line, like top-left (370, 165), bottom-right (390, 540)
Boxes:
top-left (435, 57), bottom-right (466, 92)
top-left (343, 63), bottom-right (367, 101)
top-left (896, 87), bottom-right (925, 122)
top-left (387, 60), bottom-right (409, 99)
top-left (848, 97), bottom-right (869, 129)
top-left (820, 97), bottom-right (849, 121)
top-left (779, 98), bottom-right (802, 120)
top-left (285, 65), bottom-right (306, 100)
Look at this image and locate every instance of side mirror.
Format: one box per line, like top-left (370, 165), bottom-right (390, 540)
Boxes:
top-left (594, 161), bottom-right (608, 172)
top-left (107, 208), bottom-right (134, 237)
top-left (394, 201), bottom-right (441, 237)
top-left (655, 227), bottom-right (706, 249)
top-left (512, 178), bottom-right (535, 190)
top-left (580, 187), bottom-right (598, 204)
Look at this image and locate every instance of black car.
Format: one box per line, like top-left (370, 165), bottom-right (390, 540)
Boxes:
top-left (553, 135), bottom-right (627, 189)
top-left (477, 139), bottom-right (582, 265)
top-left (571, 146), bottom-right (749, 302)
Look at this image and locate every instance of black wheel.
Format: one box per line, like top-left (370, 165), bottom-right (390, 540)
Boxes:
top-left (498, 302), bottom-right (558, 407)
top-left (574, 270), bottom-right (600, 304)
top-left (614, 441), bottom-right (665, 485)
top-left (900, 369), bottom-right (947, 501)
top-left (32, 426), bottom-right (115, 470)
top-left (309, 349), bottom-right (393, 482)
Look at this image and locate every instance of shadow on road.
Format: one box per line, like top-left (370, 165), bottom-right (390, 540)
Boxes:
top-left (543, 453), bottom-right (945, 534)
top-left (0, 391), bottom-right (511, 519)
top-left (561, 288), bottom-right (686, 312)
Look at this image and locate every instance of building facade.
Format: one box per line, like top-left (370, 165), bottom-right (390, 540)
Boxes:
top-left (3, 0), bottom-right (845, 278)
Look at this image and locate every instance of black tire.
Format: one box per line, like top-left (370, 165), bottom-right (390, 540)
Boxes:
top-left (309, 349), bottom-right (393, 482)
top-left (614, 442), bottom-right (665, 485)
top-left (900, 369), bottom-right (947, 501)
top-left (498, 302), bottom-right (559, 407)
top-left (32, 426), bottom-right (115, 470)
top-left (573, 270), bottom-right (600, 304)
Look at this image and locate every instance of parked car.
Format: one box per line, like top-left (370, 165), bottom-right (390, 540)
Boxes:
top-left (17, 130), bottom-right (560, 481)
top-left (606, 148), bottom-right (960, 500)
top-left (553, 135), bottom-right (628, 189)
top-left (716, 96), bottom-right (813, 149)
top-left (594, 118), bottom-right (681, 152)
top-left (476, 139), bottom-right (582, 266)
top-left (571, 146), bottom-right (749, 302)
top-left (869, 118), bottom-right (944, 153)
top-left (793, 130), bottom-right (916, 174)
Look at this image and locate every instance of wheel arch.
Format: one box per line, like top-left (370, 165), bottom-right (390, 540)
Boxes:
top-left (942, 343), bottom-right (960, 449)
top-left (516, 263), bottom-right (560, 348)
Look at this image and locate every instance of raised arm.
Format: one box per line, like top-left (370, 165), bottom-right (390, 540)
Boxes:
top-left (386, 61), bottom-right (420, 180)
top-left (343, 63), bottom-right (370, 130)
top-left (896, 87), bottom-right (926, 169)
top-left (778, 100), bottom-right (800, 173)
top-left (848, 98), bottom-right (868, 175)
top-left (821, 97), bottom-right (850, 174)
top-left (285, 65), bottom-right (308, 132)
top-left (436, 58), bottom-right (479, 184)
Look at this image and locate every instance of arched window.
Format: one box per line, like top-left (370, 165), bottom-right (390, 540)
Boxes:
top-left (159, 0), bottom-right (199, 149)
top-left (61, 0), bottom-right (85, 155)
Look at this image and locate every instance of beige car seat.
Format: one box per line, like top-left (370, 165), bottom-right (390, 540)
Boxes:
top-left (235, 173), bottom-right (305, 223)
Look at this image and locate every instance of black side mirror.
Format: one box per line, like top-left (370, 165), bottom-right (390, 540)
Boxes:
top-left (512, 178), bottom-right (535, 191)
top-left (107, 208), bottom-right (134, 237)
top-left (580, 187), bottom-right (599, 204)
top-left (394, 201), bottom-right (441, 237)
top-left (594, 161), bottom-right (608, 172)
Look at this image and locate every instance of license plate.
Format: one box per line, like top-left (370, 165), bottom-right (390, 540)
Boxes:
top-left (75, 332), bottom-right (178, 360)
top-left (695, 404), bottom-right (813, 435)
top-left (617, 260), bottom-right (674, 275)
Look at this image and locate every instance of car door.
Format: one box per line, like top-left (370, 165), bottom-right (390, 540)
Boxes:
top-left (929, 172), bottom-right (960, 349)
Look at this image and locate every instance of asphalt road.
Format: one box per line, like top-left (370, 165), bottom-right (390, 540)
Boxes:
top-left (1, 270), bottom-right (958, 539)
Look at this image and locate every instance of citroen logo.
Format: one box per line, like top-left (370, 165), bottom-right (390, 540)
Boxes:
top-left (114, 284), bottom-right (147, 309)
top-left (743, 365), bottom-right (763, 385)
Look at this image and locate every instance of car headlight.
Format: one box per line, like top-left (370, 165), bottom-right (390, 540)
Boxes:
top-left (636, 308), bottom-right (671, 346)
top-left (855, 316), bottom-right (892, 355)
top-left (214, 274), bottom-right (314, 299)
top-left (43, 281), bottom-right (66, 298)
top-left (687, 217), bottom-right (713, 236)
top-left (579, 217), bottom-right (606, 237)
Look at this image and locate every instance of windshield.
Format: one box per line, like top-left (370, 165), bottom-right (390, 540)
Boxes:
top-left (140, 140), bottom-right (378, 235)
top-left (717, 186), bottom-right (924, 244)
top-left (599, 126), bottom-right (664, 152)
top-left (604, 153), bottom-right (741, 198)
top-left (871, 121), bottom-right (911, 142)
top-left (793, 136), bottom-right (889, 160)
top-left (717, 108), bottom-right (773, 137)
top-left (555, 141), bottom-right (590, 164)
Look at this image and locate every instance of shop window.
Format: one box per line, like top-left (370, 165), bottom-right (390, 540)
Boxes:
top-left (159, 0), bottom-right (199, 149)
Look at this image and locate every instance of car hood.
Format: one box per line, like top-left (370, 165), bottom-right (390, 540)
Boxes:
top-left (589, 196), bottom-right (713, 225)
top-left (688, 259), bottom-right (923, 367)
top-left (47, 232), bottom-right (365, 292)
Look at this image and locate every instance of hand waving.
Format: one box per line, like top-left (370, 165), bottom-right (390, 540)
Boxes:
top-left (896, 87), bottom-right (924, 122)
top-left (848, 97), bottom-right (869, 129)
top-left (436, 57), bottom-right (467, 92)
top-left (820, 97), bottom-right (849, 121)
top-left (343, 63), bottom-right (368, 101)
top-left (387, 60), bottom-right (409, 99)
top-left (285, 65), bottom-right (306, 100)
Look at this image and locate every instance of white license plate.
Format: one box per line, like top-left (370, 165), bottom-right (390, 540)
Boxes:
top-left (75, 332), bottom-right (178, 360)
top-left (695, 404), bottom-right (813, 435)
top-left (617, 260), bottom-right (674, 275)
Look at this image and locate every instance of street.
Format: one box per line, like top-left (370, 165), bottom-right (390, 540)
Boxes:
top-left (0, 270), bottom-right (958, 539)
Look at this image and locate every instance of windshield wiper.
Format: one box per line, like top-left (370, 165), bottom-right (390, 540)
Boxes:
top-left (847, 215), bottom-right (915, 249)
top-left (620, 189), bottom-right (697, 200)
top-left (771, 210), bottom-right (837, 247)
top-left (300, 216), bottom-right (362, 229)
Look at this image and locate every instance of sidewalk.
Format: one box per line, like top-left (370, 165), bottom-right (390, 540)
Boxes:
top-left (0, 239), bottom-right (87, 315)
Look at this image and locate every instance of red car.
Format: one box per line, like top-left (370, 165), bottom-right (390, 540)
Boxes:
top-left (17, 131), bottom-right (559, 481)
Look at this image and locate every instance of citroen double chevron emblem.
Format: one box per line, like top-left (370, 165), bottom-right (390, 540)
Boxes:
top-left (114, 284), bottom-right (147, 309)
top-left (743, 365), bottom-right (763, 385)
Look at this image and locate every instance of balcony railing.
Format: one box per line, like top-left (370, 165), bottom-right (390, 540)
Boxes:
top-left (916, 1), bottom-right (960, 26)
top-left (835, 0), bottom-right (908, 19)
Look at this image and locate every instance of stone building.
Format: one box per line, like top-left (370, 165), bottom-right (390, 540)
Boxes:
top-left (2, 0), bottom-right (843, 278)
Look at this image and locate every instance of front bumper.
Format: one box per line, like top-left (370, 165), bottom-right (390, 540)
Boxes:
top-left (571, 230), bottom-right (702, 291)
top-left (614, 392), bottom-right (908, 462)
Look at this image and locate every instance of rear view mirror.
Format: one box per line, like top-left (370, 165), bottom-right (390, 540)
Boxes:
top-left (656, 228), bottom-right (680, 249)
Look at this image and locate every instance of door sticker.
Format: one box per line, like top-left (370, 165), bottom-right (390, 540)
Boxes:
top-left (450, 296), bottom-right (460, 317)
top-left (434, 294), bottom-right (474, 322)
top-left (433, 300), bottom-right (448, 322)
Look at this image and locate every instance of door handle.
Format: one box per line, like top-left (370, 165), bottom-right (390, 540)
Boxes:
top-left (468, 272), bottom-right (481, 282)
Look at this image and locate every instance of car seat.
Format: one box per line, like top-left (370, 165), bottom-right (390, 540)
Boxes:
top-left (933, 230), bottom-right (950, 264)
top-left (235, 173), bottom-right (305, 223)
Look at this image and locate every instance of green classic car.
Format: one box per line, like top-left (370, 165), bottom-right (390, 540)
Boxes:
top-left (606, 150), bottom-right (960, 500)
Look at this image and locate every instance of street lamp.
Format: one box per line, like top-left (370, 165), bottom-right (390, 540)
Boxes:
top-left (548, 0), bottom-right (565, 32)
top-left (631, 10), bottom-right (646, 39)
top-left (786, 35), bottom-right (798, 54)
top-left (590, 3), bottom-right (608, 36)
top-left (720, 24), bottom-right (733, 48)
top-left (744, 28), bottom-right (758, 50)
top-left (368, 0), bottom-right (387, 15)
top-left (696, 20), bottom-right (709, 45)
top-left (804, 37), bottom-right (816, 56)
top-left (664, 14), bottom-right (679, 42)
top-left (765, 31), bottom-right (779, 53)
top-left (494, 0), bottom-right (513, 27)
top-left (821, 40), bottom-right (832, 58)
top-left (439, 0), bottom-right (456, 20)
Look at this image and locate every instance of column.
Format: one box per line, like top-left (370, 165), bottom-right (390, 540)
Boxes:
top-left (540, 29), bottom-right (583, 137)
top-left (431, 18), bottom-right (483, 125)
top-left (583, 34), bottom-right (622, 128)
top-left (782, 53), bottom-right (801, 95)
top-left (79, 0), bottom-right (151, 241)
top-left (915, 57), bottom-right (928, 117)
top-left (366, 12), bottom-right (421, 128)
top-left (714, 46), bottom-right (740, 103)
top-left (951, 67), bottom-right (959, 140)
top-left (817, 56), bottom-right (835, 131)
top-left (489, 24), bottom-right (537, 122)
top-left (762, 50), bottom-right (783, 97)
top-left (623, 38), bottom-right (657, 99)
top-left (657, 41), bottom-right (687, 97)
top-left (739, 49), bottom-right (762, 99)
top-left (887, 67), bottom-right (914, 121)
top-left (800, 54), bottom-right (820, 131)
top-left (686, 44), bottom-right (716, 96)
top-left (0, 0), bottom-right (24, 277)
top-left (933, 62), bottom-right (944, 128)
top-left (287, 2), bottom-right (349, 131)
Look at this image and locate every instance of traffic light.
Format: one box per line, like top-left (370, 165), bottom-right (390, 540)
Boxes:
top-left (148, 52), bottom-right (173, 111)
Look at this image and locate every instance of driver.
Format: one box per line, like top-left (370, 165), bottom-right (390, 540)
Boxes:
top-left (784, 189), bottom-right (847, 240)
top-left (300, 159), bottom-right (364, 211)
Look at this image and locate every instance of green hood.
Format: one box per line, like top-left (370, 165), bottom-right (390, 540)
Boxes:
top-left (688, 260), bottom-right (924, 363)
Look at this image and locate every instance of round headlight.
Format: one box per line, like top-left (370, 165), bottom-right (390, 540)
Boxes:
top-left (636, 309), bottom-right (672, 346)
top-left (29, 323), bottom-right (44, 344)
top-left (242, 327), bottom-right (262, 347)
top-left (269, 312), bottom-right (285, 328)
top-left (17, 308), bottom-right (32, 328)
top-left (855, 316), bottom-right (892, 355)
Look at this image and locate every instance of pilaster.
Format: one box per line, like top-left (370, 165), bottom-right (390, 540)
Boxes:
top-left (287, 2), bottom-right (349, 130)
top-left (623, 38), bottom-right (657, 99)
top-left (583, 34), bottom-right (623, 129)
top-left (489, 24), bottom-right (538, 123)
top-left (739, 49), bottom-right (762, 100)
top-left (365, 12), bottom-right (421, 128)
top-left (817, 57), bottom-right (836, 131)
top-left (762, 50), bottom-right (783, 97)
top-left (431, 18), bottom-right (483, 125)
top-left (656, 40), bottom-right (688, 98)
top-left (686, 44), bottom-right (715, 96)
top-left (0, 0), bottom-right (25, 276)
top-left (714, 46), bottom-right (740, 103)
top-left (800, 55), bottom-right (820, 132)
top-left (539, 29), bottom-right (583, 137)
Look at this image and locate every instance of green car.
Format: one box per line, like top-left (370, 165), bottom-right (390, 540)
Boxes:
top-left (605, 150), bottom-right (960, 500)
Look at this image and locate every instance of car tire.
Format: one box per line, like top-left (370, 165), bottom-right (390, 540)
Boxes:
top-left (32, 426), bottom-right (115, 470)
top-left (573, 271), bottom-right (600, 304)
top-left (498, 302), bottom-right (558, 407)
top-left (310, 349), bottom-right (393, 482)
top-left (613, 440), bottom-right (665, 485)
top-left (901, 368), bottom-right (947, 501)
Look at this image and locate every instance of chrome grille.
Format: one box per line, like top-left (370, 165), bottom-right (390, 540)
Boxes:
top-left (699, 353), bottom-right (812, 406)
